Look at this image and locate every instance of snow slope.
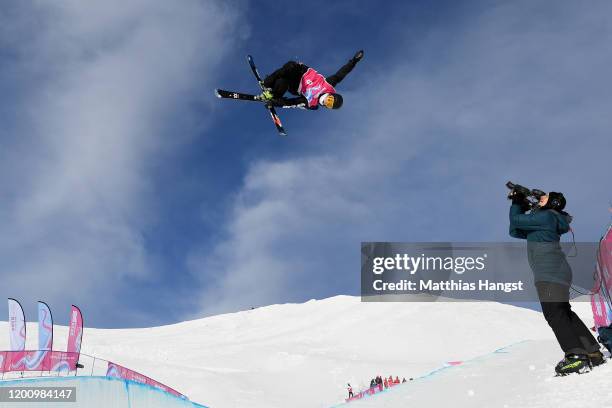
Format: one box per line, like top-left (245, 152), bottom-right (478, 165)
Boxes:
top-left (339, 340), bottom-right (612, 408)
top-left (0, 296), bottom-right (603, 408)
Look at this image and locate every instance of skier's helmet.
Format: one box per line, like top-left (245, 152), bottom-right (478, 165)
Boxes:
top-left (319, 93), bottom-right (343, 109)
top-left (544, 192), bottom-right (566, 211)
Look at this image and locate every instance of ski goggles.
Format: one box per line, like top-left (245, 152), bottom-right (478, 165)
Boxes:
top-left (319, 93), bottom-right (335, 109)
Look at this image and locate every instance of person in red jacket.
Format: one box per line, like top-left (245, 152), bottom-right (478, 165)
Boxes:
top-left (394, 376), bottom-right (400, 384)
top-left (259, 50), bottom-right (364, 110)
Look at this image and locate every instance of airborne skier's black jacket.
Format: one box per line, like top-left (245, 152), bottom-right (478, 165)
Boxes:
top-left (262, 57), bottom-right (358, 109)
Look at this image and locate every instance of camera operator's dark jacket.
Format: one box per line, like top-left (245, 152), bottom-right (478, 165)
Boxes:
top-left (509, 204), bottom-right (572, 285)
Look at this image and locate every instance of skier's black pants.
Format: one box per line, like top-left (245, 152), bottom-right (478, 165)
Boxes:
top-left (269, 77), bottom-right (290, 98)
top-left (263, 61), bottom-right (305, 98)
top-left (536, 282), bottom-right (599, 355)
top-left (326, 58), bottom-right (358, 87)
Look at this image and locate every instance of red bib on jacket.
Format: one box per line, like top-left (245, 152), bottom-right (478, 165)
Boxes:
top-left (298, 68), bottom-right (336, 108)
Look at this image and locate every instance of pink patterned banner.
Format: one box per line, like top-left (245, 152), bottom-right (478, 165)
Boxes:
top-left (67, 305), bottom-right (83, 355)
top-left (106, 362), bottom-right (186, 399)
top-left (601, 227), bottom-right (612, 286)
top-left (49, 351), bottom-right (79, 372)
top-left (0, 350), bottom-right (78, 373)
top-left (592, 291), bottom-right (609, 328)
top-left (591, 226), bottom-right (612, 328)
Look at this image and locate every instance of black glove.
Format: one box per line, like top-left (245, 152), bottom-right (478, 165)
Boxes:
top-left (510, 191), bottom-right (531, 212)
top-left (352, 50), bottom-right (364, 63)
top-left (510, 191), bottom-right (526, 204)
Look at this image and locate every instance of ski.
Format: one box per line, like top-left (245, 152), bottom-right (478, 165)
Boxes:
top-left (247, 55), bottom-right (287, 136)
top-left (215, 89), bottom-right (261, 102)
top-left (215, 89), bottom-right (300, 108)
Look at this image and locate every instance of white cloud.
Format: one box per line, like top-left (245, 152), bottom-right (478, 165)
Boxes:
top-left (190, 1), bottom-right (612, 316)
top-left (0, 0), bottom-right (241, 323)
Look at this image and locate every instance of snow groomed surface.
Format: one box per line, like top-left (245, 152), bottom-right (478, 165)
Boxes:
top-left (333, 341), bottom-right (529, 407)
top-left (335, 339), bottom-right (612, 408)
top-left (0, 376), bottom-right (208, 408)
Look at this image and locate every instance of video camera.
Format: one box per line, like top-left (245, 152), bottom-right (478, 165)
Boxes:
top-left (506, 181), bottom-right (546, 210)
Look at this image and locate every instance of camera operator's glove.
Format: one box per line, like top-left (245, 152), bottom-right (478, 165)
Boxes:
top-left (510, 191), bottom-right (525, 204)
top-left (510, 191), bottom-right (531, 212)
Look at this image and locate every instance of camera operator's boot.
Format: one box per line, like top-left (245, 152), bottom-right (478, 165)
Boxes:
top-left (555, 354), bottom-right (591, 376)
top-left (588, 351), bottom-right (605, 368)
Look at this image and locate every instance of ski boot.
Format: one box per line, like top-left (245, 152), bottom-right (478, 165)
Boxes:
top-left (352, 50), bottom-right (364, 63)
top-left (555, 354), bottom-right (591, 376)
top-left (588, 350), bottom-right (606, 368)
top-left (257, 88), bottom-right (274, 102)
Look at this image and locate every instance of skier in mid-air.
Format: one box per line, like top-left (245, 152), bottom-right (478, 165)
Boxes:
top-left (215, 51), bottom-right (364, 135)
top-left (258, 50), bottom-right (364, 110)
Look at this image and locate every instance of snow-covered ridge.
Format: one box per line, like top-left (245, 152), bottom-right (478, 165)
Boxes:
top-left (0, 296), bottom-right (597, 408)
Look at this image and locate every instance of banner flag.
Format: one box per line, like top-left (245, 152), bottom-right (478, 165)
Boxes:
top-left (67, 305), bottom-right (83, 355)
top-left (7, 298), bottom-right (26, 351)
top-left (591, 224), bottom-right (612, 328)
top-left (38, 301), bottom-right (53, 351)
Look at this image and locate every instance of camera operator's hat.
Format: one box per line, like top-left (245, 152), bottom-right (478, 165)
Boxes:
top-left (547, 192), bottom-right (566, 211)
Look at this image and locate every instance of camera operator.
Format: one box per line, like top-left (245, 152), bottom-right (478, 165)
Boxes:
top-left (508, 186), bottom-right (604, 375)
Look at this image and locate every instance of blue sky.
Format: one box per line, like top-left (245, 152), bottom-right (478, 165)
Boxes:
top-left (1, 1), bottom-right (611, 328)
